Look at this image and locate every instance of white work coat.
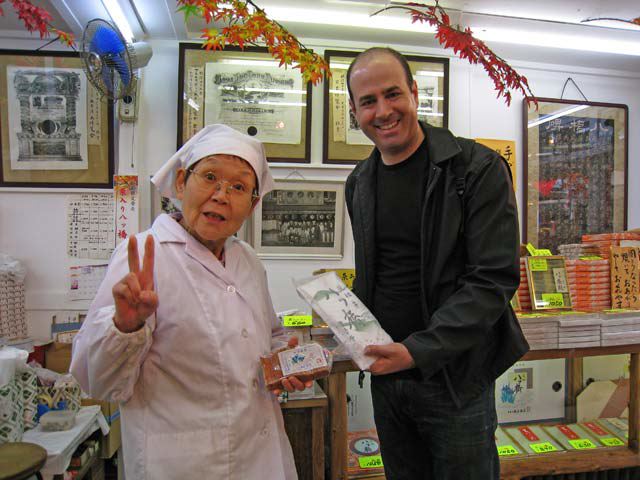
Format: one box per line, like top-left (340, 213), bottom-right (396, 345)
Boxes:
top-left (70, 214), bottom-right (297, 480)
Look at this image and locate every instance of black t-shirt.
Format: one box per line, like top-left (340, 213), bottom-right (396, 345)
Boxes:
top-left (373, 139), bottom-right (429, 343)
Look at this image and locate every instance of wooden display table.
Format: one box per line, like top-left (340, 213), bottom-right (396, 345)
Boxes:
top-left (324, 344), bottom-right (640, 480)
top-left (281, 385), bottom-right (328, 480)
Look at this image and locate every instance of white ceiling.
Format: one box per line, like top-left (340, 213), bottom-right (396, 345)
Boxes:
top-left (0, 0), bottom-right (638, 72)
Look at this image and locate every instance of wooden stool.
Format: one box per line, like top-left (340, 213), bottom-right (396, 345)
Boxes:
top-left (0, 442), bottom-right (47, 480)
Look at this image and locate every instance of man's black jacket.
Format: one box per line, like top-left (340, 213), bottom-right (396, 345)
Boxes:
top-left (345, 122), bottom-right (529, 407)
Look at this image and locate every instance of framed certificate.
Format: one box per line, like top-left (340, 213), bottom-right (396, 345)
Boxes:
top-left (178, 43), bottom-right (312, 163)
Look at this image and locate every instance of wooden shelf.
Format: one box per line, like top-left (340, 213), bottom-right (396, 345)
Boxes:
top-left (325, 341), bottom-right (640, 480)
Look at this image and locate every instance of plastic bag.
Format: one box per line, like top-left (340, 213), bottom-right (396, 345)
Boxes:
top-left (260, 342), bottom-right (333, 391)
top-left (294, 271), bottom-right (393, 370)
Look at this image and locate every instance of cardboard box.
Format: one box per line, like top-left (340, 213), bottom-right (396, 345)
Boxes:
top-left (45, 341), bottom-right (73, 373)
top-left (81, 399), bottom-right (121, 459)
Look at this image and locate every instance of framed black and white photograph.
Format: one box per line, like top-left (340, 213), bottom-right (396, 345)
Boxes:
top-left (323, 50), bottom-right (449, 164)
top-left (252, 180), bottom-right (345, 259)
top-left (0, 50), bottom-right (114, 188)
top-left (178, 43), bottom-right (312, 163)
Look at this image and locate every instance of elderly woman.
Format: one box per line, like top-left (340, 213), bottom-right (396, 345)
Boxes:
top-left (70, 124), bottom-right (306, 479)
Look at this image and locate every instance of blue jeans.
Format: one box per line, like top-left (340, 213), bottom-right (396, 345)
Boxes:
top-left (370, 370), bottom-right (499, 480)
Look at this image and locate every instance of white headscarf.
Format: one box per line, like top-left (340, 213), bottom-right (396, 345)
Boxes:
top-left (151, 124), bottom-right (275, 209)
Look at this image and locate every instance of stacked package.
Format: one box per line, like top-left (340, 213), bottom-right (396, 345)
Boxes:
top-left (581, 232), bottom-right (640, 259)
top-left (0, 255), bottom-right (27, 340)
top-left (565, 259), bottom-right (611, 311)
top-left (557, 313), bottom-right (602, 348)
top-left (518, 257), bottom-right (532, 311)
top-left (517, 313), bottom-right (559, 349)
top-left (558, 243), bottom-right (601, 260)
top-left (600, 310), bottom-right (640, 347)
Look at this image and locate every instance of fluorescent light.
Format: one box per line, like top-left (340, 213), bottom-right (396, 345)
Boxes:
top-left (474, 28), bottom-right (640, 56)
top-left (265, 6), bottom-right (436, 33)
top-left (329, 63), bottom-right (351, 70)
top-left (219, 86), bottom-right (307, 95)
top-left (220, 59), bottom-right (281, 67)
top-left (415, 70), bottom-right (444, 77)
top-left (528, 105), bottom-right (589, 128)
top-left (102, 0), bottom-right (135, 42)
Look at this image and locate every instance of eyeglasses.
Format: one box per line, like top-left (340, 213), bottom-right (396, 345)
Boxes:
top-left (187, 168), bottom-right (258, 200)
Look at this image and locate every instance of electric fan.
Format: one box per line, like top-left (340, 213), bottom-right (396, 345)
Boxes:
top-left (81, 18), bottom-right (152, 100)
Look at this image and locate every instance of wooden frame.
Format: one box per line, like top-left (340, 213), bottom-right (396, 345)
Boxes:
top-left (0, 49), bottom-right (114, 188)
top-left (523, 97), bottom-right (628, 252)
top-left (177, 43), bottom-right (312, 163)
top-left (323, 50), bottom-right (449, 164)
top-left (251, 179), bottom-right (345, 259)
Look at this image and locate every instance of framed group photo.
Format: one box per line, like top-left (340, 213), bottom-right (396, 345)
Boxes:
top-left (323, 50), bottom-right (449, 164)
top-left (251, 179), bottom-right (345, 259)
top-left (523, 97), bottom-right (628, 252)
top-left (177, 43), bottom-right (312, 163)
top-left (0, 50), bottom-right (114, 188)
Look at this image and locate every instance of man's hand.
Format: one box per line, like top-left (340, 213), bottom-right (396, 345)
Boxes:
top-left (112, 235), bottom-right (158, 333)
top-left (272, 336), bottom-right (314, 396)
top-left (365, 343), bottom-right (416, 375)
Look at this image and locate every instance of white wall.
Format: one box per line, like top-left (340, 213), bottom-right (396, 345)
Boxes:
top-left (1, 38), bottom-right (639, 340)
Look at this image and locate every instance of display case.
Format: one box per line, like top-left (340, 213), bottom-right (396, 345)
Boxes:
top-left (322, 311), bottom-right (640, 480)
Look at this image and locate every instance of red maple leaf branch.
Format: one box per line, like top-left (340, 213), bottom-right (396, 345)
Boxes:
top-left (374, 1), bottom-right (537, 107)
top-left (176, 0), bottom-right (330, 85)
top-left (0, 0), bottom-right (76, 47)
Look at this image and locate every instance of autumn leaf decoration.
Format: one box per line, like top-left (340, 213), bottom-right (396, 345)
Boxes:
top-left (176, 0), bottom-right (330, 85)
top-left (0, 0), bottom-right (75, 47)
top-left (373, 1), bottom-right (536, 107)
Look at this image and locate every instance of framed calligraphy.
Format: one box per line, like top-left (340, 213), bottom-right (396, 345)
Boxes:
top-left (523, 97), bottom-right (628, 252)
top-left (322, 50), bottom-right (449, 164)
top-left (250, 179), bottom-right (345, 259)
top-left (177, 43), bottom-right (312, 163)
top-left (0, 50), bottom-right (114, 188)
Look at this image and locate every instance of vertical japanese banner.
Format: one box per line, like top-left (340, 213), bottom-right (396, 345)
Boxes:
top-left (114, 175), bottom-right (139, 245)
top-left (474, 138), bottom-right (517, 190)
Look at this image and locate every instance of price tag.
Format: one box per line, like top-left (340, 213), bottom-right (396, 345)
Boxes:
top-left (282, 315), bottom-right (313, 327)
top-left (529, 258), bottom-right (548, 271)
top-left (542, 293), bottom-right (565, 308)
top-left (358, 455), bottom-right (384, 469)
top-left (526, 243), bottom-right (538, 256)
top-left (535, 248), bottom-right (553, 256)
top-left (530, 442), bottom-right (558, 454)
top-left (601, 437), bottom-right (624, 447)
top-left (497, 445), bottom-right (519, 456)
top-left (568, 438), bottom-right (596, 450)
top-left (580, 255), bottom-right (603, 260)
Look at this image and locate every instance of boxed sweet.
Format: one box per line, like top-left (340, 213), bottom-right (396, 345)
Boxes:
top-left (543, 423), bottom-right (601, 450)
top-left (295, 272), bottom-right (393, 370)
top-left (504, 425), bottom-right (564, 455)
top-left (596, 418), bottom-right (628, 442)
top-left (579, 420), bottom-right (626, 447)
top-left (260, 342), bottom-right (332, 391)
top-left (495, 427), bottom-right (526, 457)
top-left (347, 428), bottom-right (385, 477)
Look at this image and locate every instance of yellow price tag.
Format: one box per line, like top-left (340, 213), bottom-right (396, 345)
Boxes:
top-left (601, 437), bottom-right (624, 447)
top-left (580, 255), bottom-right (603, 260)
top-left (530, 442), bottom-right (558, 454)
top-left (535, 248), bottom-right (553, 256)
top-left (526, 243), bottom-right (538, 256)
top-left (542, 293), bottom-right (565, 308)
top-left (529, 258), bottom-right (548, 271)
top-left (282, 315), bottom-right (313, 327)
top-left (568, 438), bottom-right (596, 450)
top-left (358, 455), bottom-right (384, 469)
top-left (497, 445), bottom-right (519, 456)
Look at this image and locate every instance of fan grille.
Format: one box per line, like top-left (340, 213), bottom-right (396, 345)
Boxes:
top-left (81, 18), bottom-right (135, 100)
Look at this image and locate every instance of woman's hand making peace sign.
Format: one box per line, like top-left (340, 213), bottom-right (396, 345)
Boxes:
top-left (112, 235), bottom-right (159, 333)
